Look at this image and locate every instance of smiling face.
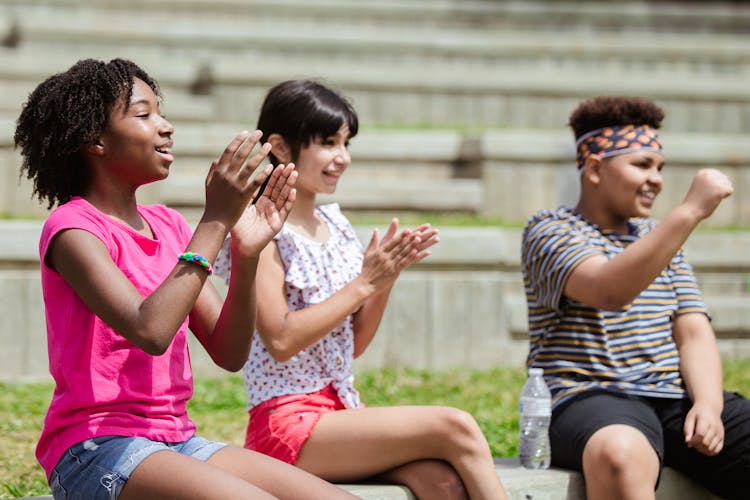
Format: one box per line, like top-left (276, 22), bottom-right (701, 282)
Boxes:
top-left (292, 124), bottom-right (351, 198)
top-left (97, 77), bottom-right (174, 188)
top-left (592, 150), bottom-right (664, 227)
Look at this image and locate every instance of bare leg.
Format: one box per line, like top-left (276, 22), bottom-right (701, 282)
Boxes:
top-left (378, 459), bottom-right (468, 500)
top-left (582, 424), bottom-right (659, 500)
top-left (295, 405), bottom-right (507, 500)
top-left (120, 446), bottom-right (356, 500)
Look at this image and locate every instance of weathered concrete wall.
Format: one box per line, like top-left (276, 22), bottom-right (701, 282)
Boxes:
top-left (2, 221), bottom-right (748, 382)
top-left (4, 128), bottom-right (750, 227)
top-left (1, 0), bottom-right (749, 383)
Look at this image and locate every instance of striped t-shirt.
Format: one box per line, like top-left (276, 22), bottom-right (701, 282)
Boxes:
top-left (521, 207), bottom-right (708, 410)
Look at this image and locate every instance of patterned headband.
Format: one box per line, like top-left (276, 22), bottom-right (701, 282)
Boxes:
top-left (575, 124), bottom-right (663, 169)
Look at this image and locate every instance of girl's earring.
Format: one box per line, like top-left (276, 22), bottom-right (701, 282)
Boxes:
top-left (88, 143), bottom-right (105, 156)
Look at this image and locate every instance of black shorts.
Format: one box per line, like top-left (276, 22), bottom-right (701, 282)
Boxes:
top-left (550, 390), bottom-right (750, 499)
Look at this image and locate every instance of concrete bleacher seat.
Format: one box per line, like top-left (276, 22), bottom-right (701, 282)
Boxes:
top-left (4, 220), bottom-right (750, 382)
top-left (3, 0), bottom-right (750, 35)
top-left (8, 458), bottom-right (721, 499)
top-left (208, 57), bottom-right (750, 132)
top-left (0, 47), bottom-right (213, 122)
top-left (4, 9), bottom-right (749, 76)
top-left (0, 3), bottom-right (747, 497)
top-left (1, 0), bottom-right (749, 133)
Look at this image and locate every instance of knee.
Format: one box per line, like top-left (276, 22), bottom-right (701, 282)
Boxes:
top-left (431, 462), bottom-right (466, 500)
top-left (409, 461), bottom-right (467, 500)
top-left (437, 408), bottom-right (489, 454)
top-left (583, 426), bottom-right (657, 479)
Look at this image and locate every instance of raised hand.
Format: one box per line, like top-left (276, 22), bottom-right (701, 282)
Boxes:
top-left (377, 221), bottom-right (440, 267)
top-left (404, 223), bottom-right (440, 266)
top-left (231, 163), bottom-right (297, 257)
top-left (202, 130), bottom-right (273, 229)
top-left (358, 219), bottom-right (439, 294)
top-left (681, 168), bottom-right (734, 222)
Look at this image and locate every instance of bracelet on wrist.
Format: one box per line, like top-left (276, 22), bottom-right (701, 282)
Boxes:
top-left (177, 252), bottom-right (213, 275)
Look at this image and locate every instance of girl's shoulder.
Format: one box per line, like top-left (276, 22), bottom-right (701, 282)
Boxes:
top-left (316, 202), bottom-right (346, 222)
top-left (315, 203), bottom-right (357, 240)
top-left (138, 203), bottom-right (190, 231)
top-left (42, 199), bottom-right (190, 250)
top-left (44, 197), bottom-right (109, 237)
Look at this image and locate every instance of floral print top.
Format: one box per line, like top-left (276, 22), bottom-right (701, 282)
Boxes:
top-left (214, 203), bottom-right (364, 409)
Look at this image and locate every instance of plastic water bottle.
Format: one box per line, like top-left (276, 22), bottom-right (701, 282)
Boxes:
top-left (518, 367), bottom-right (551, 469)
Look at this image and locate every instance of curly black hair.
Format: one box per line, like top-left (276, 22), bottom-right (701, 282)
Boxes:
top-left (14, 58), bottom-right (160, 209)
top-left (568, 96), bottom-right (665, 141)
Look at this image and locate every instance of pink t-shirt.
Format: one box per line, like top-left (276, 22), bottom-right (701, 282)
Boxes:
top-left (36, 197), bottom-right (196, 479)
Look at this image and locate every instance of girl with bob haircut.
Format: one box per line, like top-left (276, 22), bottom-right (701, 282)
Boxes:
top-left (215, 79), bottom-right (508, 500)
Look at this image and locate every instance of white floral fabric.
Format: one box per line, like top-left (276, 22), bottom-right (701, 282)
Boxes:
top-left (214, 203), bottom-right (364, 409)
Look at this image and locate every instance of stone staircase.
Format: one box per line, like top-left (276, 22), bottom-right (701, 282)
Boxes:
top-left (0, 0), bottom-right (749, 131)
top-left (1, 3), bottom-right (747, 497)
top-left (1, 3), bottom-right (749, 373)
top-left (1, 0), bottom-right (749, 222)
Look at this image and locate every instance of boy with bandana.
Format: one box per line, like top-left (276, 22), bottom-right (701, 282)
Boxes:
top-left (521, 96), bottom-right (750, 499)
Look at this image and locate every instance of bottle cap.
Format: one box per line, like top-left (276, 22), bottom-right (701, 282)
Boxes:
top-left (528, 367), bottom-right (543, 376)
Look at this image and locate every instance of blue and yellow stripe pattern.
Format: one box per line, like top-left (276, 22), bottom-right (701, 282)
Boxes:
top-left (521, 208), bottom-right (706, 410)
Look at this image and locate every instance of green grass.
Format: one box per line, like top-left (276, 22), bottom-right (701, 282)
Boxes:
top-left (3, 361), bottom-right (750, 498)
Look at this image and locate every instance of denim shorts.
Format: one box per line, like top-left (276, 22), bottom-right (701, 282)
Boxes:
top-left (49, 435), bottom-right (227, 500)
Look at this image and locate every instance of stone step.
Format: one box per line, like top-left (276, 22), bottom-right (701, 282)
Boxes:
top-left (207, 58), bottom-right (750, 132)
top-left (4, 11), bottom-right (749, 75)
top-left (2, 221), bottom-right (749, 382)
top-left (2, 0), bottom-right (749, 34)
top-left (7, 458), bottom-right (720, 500)
top-left (4, 124), bottom-right (750, 225)
top-left (0, 0), bottom-right (748, 133)
top-left (2, 42), bottom-right (748, 134)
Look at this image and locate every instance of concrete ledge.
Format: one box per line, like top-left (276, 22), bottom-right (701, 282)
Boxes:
top-left (9, 459), bottom-right (720, 500)
top-left (3, 0), bottom-right (750, 35)
top-left (1, 17), bottom-right (750, 133)
top-left (2, 221), bottom-right (749, 381)
top-left (8, 11), bottom-right (750, 72)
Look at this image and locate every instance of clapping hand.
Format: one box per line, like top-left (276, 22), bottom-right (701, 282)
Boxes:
top-left (359, 219), bottom-right (439, 293)
top-left (231, 162), bottom-right (297, 257)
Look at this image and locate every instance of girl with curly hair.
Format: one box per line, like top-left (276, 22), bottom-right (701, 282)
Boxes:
top-left (16, 58), bottom-right (356, 500)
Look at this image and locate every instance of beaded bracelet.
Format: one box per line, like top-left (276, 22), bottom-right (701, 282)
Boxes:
top-left (178, 252), bottom-right (213, 275)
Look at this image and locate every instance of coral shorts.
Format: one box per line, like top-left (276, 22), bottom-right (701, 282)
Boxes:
top-left (245, 384), bottom-right (346, 464)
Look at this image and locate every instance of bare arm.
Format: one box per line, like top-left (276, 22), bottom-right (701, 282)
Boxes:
top-left (673, 312), bottom-right (725, 456)
top-left (190, 163), bottom-right (297, 370)
top-left (566, 169), bottom-right (733, 310)
top-left (256, 220), bottom-right (438, 362)
top-left (352, 223), bottom-right (439, 357)
top-left (49, 133), bottom-right (294, 372)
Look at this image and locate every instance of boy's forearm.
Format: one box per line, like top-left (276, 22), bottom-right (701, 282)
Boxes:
top-left (568, 204), bottom-right (702, 310)
top-left (680, 340), bottom-right (724, 409)
top-left (614, 203), bottom-right (699, 284)
top-left (675, 314), bottom-right (724, 410)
